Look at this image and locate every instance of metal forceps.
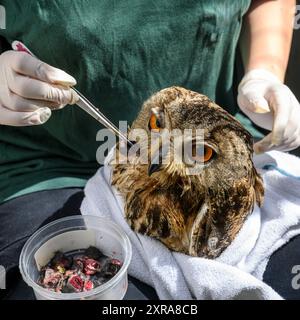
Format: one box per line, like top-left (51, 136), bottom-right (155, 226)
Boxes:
top-left (72, 87), bottom-right (132, 146)
top-left (12, 41), bottom-right (133, 146)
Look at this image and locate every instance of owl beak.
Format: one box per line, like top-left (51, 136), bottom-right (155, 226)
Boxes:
top-left (148, 143), bottom-right (169, 176)
top-left (148, 163), bottom-right (161, 176)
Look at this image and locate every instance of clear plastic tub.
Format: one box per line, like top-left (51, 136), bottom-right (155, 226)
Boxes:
top-left (19, 215), bottom-right (132, 300)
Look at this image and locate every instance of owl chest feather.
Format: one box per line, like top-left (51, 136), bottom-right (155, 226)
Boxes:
top-left (112, 163), bottom-right (261, 258)
top-left (112, 164), bottom-right (204, 254)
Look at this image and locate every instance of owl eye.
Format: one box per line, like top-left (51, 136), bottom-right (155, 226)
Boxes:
top-left (192, 143), bottom-right (214, 163)
top-left (148, 113), bottom-right (162, 132)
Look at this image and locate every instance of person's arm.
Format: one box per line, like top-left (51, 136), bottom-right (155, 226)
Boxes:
top-left (240, 0), bottom-right (294, 82)
top-left (237, 0), bottom-right (300, 153)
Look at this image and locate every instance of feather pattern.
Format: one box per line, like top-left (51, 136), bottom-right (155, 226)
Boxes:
top-left (111, 87), bottom-right (264, 258)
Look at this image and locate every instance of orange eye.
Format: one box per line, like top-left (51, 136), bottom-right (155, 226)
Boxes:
top-left (148, 113), bottom-right (162, 132)
top-left (192, 144), bottom-right (214, 163)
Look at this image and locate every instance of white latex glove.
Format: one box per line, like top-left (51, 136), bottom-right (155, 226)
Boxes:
top-left (0, 50), bottom-right (78, 126)
top-left (237, 69), bottom-right (300, 153)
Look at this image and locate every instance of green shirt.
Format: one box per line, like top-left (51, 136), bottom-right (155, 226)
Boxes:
top-left (0, 0), bottom-right (251, 203)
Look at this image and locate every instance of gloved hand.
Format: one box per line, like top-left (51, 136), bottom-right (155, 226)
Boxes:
top-left (0, 50), bottom-right (78, 126)
top-left (237, 69), bottom-right (300, 153)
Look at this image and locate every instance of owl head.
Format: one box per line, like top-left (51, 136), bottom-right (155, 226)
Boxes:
top-left (112, 87), bottom-right (264, 258)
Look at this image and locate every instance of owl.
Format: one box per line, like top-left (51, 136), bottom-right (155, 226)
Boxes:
top-left (111, 87), bottom-right (264, 259)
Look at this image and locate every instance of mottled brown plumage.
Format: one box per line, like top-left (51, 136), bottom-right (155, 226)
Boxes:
top-left (111, 87), bottom-right (264, 258)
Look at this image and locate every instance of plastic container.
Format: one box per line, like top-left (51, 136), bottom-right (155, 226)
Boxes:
top-left (19, 215), bottom-right (132, 300)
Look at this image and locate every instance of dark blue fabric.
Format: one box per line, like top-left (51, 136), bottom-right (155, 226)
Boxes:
top-left (264, 236), bottom-right (300, 300)
top-left (0, 188), bottom-right (299, 300)
top-left (0, 188), bottom-right (157, 300)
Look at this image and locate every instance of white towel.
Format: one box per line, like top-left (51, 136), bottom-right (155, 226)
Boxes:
top-left (80, 150), bottom-right (300, 300)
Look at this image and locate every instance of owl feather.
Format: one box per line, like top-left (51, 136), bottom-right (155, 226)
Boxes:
top-left (111, 87), bottom-right (264, 258)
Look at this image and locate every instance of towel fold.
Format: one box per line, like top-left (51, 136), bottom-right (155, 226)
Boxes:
top-left (81, 150), bottom-right (300, 300)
